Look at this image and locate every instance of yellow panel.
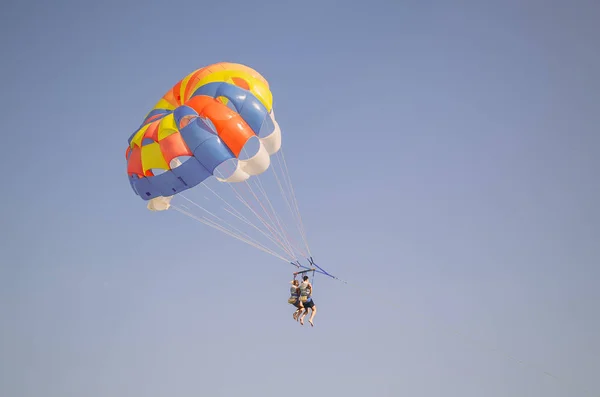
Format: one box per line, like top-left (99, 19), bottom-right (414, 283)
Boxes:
top-left (186, 70), bottom-right (273, 111)
top-left (248, 82), bottom-right (273, 112)
top-left (218, 93), bottom-right (231, 106)
top-left (130, 123), bottom-right (152, 148)
top-left (141, 142), bottom-right (168, 173)
top-left (157, 113), bottom-right (178, 140)
top-left (152, 98), bottom-right (177, 111)
top-left (178, 68), bottom-right (202, 104)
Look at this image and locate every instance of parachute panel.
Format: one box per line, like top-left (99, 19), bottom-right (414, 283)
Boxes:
top-left (126, 62), bottom-right (280, 205)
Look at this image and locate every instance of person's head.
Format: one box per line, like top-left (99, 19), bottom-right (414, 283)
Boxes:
top-left (303, 275), bottom-right (309, 281)
top-left (291, 280), bottom-right (299, 286)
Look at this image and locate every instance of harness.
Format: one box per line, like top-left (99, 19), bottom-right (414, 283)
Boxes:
top-left (288, 258), bottom-right (318, 305)
top-left (299, 281), bottom-right (311, 302)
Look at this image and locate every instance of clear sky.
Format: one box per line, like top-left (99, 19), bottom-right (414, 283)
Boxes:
top-left (1, 0), bottom-right (599, 396)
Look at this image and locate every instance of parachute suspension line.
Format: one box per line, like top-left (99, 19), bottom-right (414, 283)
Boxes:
top-left (171, 205), bottom-right (291, 263)
top-left (220, 205), bottom-right (294, 256)
top-left (226, 179), bottom-right (296, 258)
top-left (279, 149), bottom-right (310, 256)
top-left (276, 148), bottom-right (312, 257)
top-left (168, 148), bottom-right (314, 267)
top-left (237, 154), bottom-right (306, 261)
top-left (291, 260), bottom-right (314, 273)
top-left (248, 175), bottom-right (308, 259)
top-left (272, 152), bottom-right (306, 253)
top-left (211, 167), bottom-right (294, 255)
top-left (178, 193), bottom-right (294, 261)
top-left (268, 146), bottom-right (317, 262)
top-left (239, 178), bottom-right (278, 232)
top-left (201, 183), bottom-right (290, 254)
top-left (310, 268), bottom-right (316, 288)
top-left (197, 183), bottom-right (297, 260)
top-left (268, 157), bottom-right (310, 259)
top-left (210, 171), bottom-right (282, 244)
top-left (177, 195), bottom-right (294, 261)
top-left (241, 177), bottom-right (300, 259)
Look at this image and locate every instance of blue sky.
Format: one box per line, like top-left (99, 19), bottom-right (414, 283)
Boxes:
top-left (1, 0), bottom-right (599, 396)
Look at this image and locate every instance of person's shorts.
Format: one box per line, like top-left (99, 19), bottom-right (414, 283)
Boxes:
top-left (303, 299), bottom-right (315, 309)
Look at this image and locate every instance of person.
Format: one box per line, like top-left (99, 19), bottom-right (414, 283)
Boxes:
top-left (298, 275), bottom-right (317, 326)
top-left (288, 279), bottom-right (304, 320)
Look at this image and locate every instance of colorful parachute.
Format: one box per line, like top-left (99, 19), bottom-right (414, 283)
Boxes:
top-left (125, 62), bottom-right (281, 211)
top-left (124, 62), bottom-right (333, 278)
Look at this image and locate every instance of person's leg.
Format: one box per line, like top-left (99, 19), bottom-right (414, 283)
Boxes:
top-left (299, 307), bottom-right (308, 325)
top-left (308, 305), bottom-right (316, 326)
top-left (296, 301), bottom-right (304, 319)
top-left (293, 303), bottom-right (302, 320)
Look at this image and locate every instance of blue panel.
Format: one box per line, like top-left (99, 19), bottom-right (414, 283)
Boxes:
top-left (173, 105), bottom-right (199, 128)
top-left (192, 82), bottom-right (267, 135)
top-left (129, 158), bottom-right (213, 201)
top-left (215, 83), bottom-right (246, 107)
top-left (199, 117), bottom-right (217, 133)
top-left (215, 83), bottom-right (268, 135)
top-left (131, 175), bottom-right (162, 200)
top-left (171, 156), bottom-right (212, 188)
top-left (180, 119), bottom-right (217, 152)
top-left (147, 169), bottom-right (189, 196)
top-left (193, 137), bottom-right (234, 173)
top-left (194, 82), bottom-right (245, 110)
top-left (141, 138), bottom-right (154, 146)
top-left (128, 175), bottom-right (140, 196)
top-left (127, 128), bottom-right (141, 147)
top-left (143, 108), bottom-right (170, 123)
top-left (237, 94), bottom-right (268, 136)
top-left (192, 81), bottom-right (222, 98)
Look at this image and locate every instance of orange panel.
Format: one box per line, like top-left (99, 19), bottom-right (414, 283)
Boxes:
top-left (159, 132), bottom-right (193, 166)
top-left (223, 62), bottom-right (269, 86)
top-left (162, 79), bottom-right (182, 108)
top-left (172, 79), bottom-right (182, 104)
top-left (127, 146), bottom-right (144, 177)
top-left (143, 120), bottom-right (160, 142)
top-left (181, 63), bottom-right (268, 102)
top-left (183, 67), bottom-right (210, 101)
top-left (185, 95), bottom-right (254, 156)
top-left (231, 76), bottom-right (250, 90)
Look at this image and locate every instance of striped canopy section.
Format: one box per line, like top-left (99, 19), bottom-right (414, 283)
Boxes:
top-left (125, 62), bottom-right (282, 211)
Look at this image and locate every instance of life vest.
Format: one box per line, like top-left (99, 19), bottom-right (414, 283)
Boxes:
top-left (288, 285), bottom-right (299, 304)
top-left (290, 286), bottom-right (299, 298)
top-left (299, 281), bottom-right (311, 302)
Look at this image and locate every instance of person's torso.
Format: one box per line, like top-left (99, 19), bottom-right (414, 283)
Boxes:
top-left (290, 285), bottom-right (299, 297)
top-left (299, 281), bottom-right (310, 297)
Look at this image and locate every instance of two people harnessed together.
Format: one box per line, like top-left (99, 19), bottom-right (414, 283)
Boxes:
top-left (289, 273), bottom-right (317, 326)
